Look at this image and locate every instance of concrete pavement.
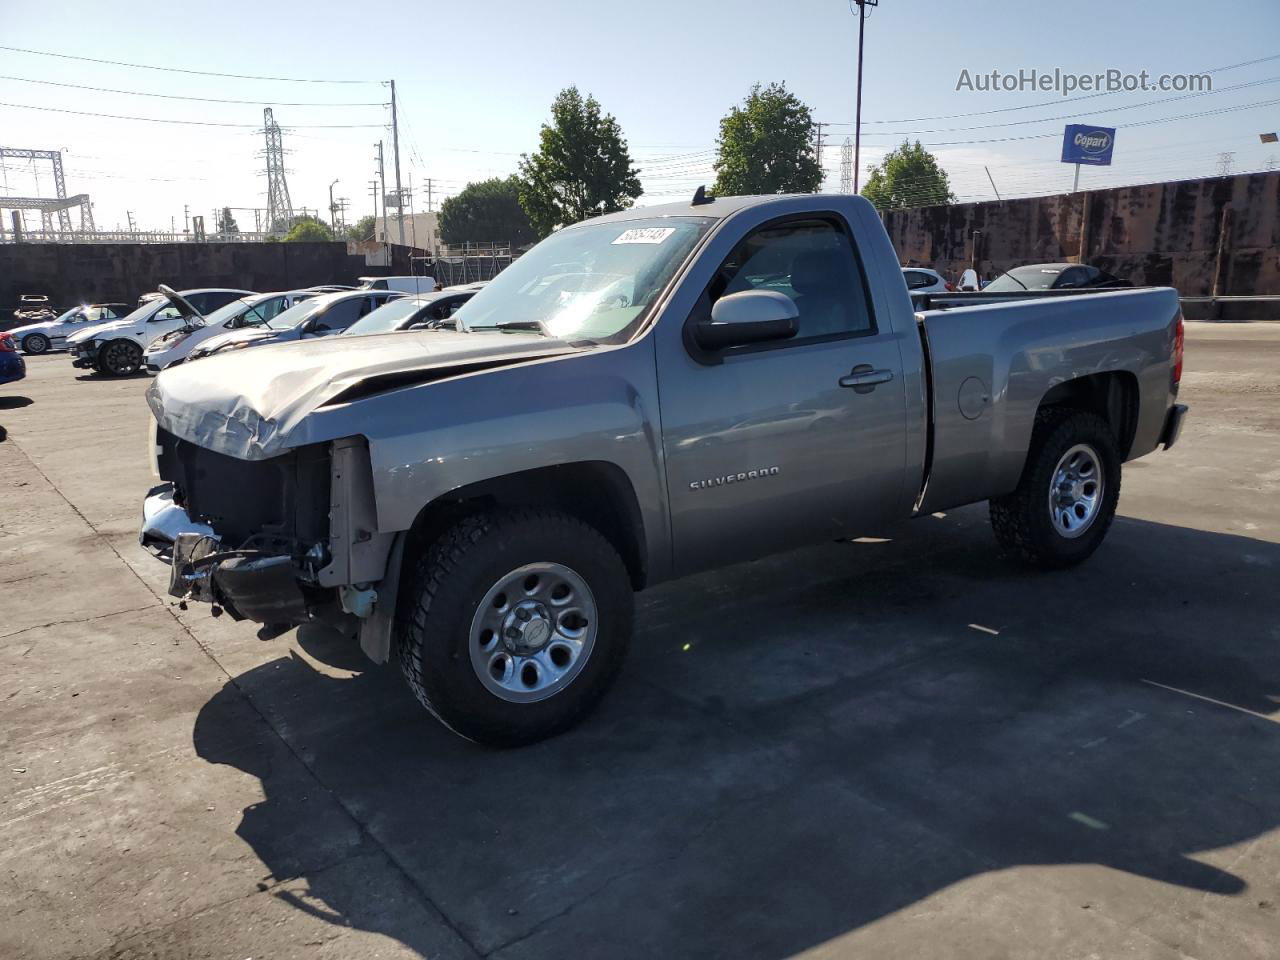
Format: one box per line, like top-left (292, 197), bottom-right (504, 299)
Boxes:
top-left (3, 324), bottom-right (1280, 958)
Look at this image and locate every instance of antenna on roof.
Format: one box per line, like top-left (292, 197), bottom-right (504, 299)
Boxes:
top-left (691, 185), bottom-right (715, 206)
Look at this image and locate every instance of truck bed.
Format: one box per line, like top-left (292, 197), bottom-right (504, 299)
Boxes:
top-left (915, 286), bottom-right (1182, 514)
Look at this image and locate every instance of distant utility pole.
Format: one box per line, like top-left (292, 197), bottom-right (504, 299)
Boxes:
top-left (813, 122), bottom-right (826, 190)
top-left (390, 80), bottom-right (405, 245)
top-left (329, 178), bottom-right (340, 231)
top-left (183, 204), bottom-right (190, 236)
top-left (850, 0), bottom-right (879, 193)
top-left (367, 179), bottom-right (379, 239)
top-left (126, 210), bottom-right (136, 232)
top-left (376, 140), bottom-right (388, 244)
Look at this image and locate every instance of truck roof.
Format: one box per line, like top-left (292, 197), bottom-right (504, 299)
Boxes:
top-left (587, 193), bottom-right (816, 226)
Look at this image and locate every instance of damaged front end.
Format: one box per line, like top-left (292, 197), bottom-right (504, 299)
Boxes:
top-left (140, 428), bottom-right (393, 637)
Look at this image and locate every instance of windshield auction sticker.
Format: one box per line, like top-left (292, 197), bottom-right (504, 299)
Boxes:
top-left (612, 227), bottom-right (676, 245)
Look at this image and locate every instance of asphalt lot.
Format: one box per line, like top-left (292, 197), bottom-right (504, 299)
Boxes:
top-left (3, 324), bottom-right (1280, 959)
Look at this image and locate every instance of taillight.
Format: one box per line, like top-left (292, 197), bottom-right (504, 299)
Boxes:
top-left (944, 281), bottom-right (956, 292)
top-left (1172, 312), bottom-right (1184, 385)
top-left (0, 333), bottom-right (15, 353)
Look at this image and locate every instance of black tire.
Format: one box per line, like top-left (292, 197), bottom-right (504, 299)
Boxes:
top-left (396, 509), bottom-right (633, 746)
top-left (21, 333), bottom-right (49, 355)
top-left (990, 408), bottom-right (1121, 569)
top-left (99, 339), bottom-right (143, 376)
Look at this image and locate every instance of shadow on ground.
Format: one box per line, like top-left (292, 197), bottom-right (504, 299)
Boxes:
top-left (193, 510), bottom-right (1280, 958)
top-left (0, 396), bottom-right (32, 410)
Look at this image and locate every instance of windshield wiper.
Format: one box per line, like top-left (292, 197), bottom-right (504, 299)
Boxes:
top-left (492, 320), bottom-right (547, 334)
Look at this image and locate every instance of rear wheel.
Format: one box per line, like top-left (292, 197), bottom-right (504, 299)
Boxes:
top-left (990, 409), bottom-right (1121, 569)
top-left (99, 339), bottom-right (143, 376)
top-left (21, 333), bottom-right (50, 354)
top-left (396, 509), bottom-right (633, 746)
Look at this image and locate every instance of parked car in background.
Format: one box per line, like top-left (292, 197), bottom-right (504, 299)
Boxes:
top-left (188, 289), bottom-right (402, 360)
top-left (985, 263), bottom-right (1131, 293)
top-left (9, 303), bottom-right (130, 355)
top-left (901, 267), bottom-right (952, 294)
top-left (144, 290), bottom-right (319, 371)
top-left (307, 284), bottom-right (358, 293)
top-left (0, 331), bottom-right (26, 386)
top-left (67, 287), bottom-right (253, 376)
top-left (342, 290), bottom-right (477, 337)
top-left (13, 294), bottom-right (55, 324)
top-left (356, 275), bottom-right (437, 295)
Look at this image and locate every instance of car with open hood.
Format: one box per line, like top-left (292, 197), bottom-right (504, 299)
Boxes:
top-left (187, 289), bottom-right (403, 360)
top-left (66, 287), bottom-right (253, 376)
top-left (143, 290), bottom-right (320, 371)
top-left (8, 303), bottom-right (130, 354)
top-left (142, 192), bottom-right (1187, 747)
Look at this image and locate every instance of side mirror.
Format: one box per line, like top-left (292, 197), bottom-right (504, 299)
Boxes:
top-left (694, 290), bottom-right (799, 351)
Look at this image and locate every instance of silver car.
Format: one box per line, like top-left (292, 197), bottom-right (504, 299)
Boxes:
top-left (10, 303), bottom-right (129, 354)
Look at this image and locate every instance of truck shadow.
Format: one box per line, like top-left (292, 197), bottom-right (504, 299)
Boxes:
top-left (193, 509), bottom-right (1280, 958)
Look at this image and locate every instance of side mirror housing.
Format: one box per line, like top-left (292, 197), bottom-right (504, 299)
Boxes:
top-left (694, 290), bottom-right (799, 351)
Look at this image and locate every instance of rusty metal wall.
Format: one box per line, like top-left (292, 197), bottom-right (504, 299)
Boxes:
top-left (883, 171), bottom-right (1280, 303)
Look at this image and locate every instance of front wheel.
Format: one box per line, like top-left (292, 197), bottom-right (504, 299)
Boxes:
top-left (21, 333), bottom-right (50, 355)
top-left (396, 509), bottom-right (633, 746)
top-left (99, 339), bottom-right (143, 376)
top-left (990, 409), bottom-right (1121, 569)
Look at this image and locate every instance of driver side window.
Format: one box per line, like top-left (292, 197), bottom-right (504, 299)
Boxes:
top-left (151, 306), bottom-right (182, 323)
top-left (708, 218), bottom-right (875, 341)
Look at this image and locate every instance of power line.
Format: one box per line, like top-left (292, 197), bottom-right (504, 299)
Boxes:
top-left (0, 44), bottom-right (378, 84)
top-left (0, 99), bottom-right (386, 128)
top-left (0, 74), bottom-right (387, 107)
top-left (826, 76), bottom-right (1280, 135)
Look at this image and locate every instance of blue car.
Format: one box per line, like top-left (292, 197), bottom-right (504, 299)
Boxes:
top-left (0, 331), bottom-right (27, 385)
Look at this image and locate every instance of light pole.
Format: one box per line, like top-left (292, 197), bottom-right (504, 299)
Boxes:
top-left (329, 179), bottom-right (340, 232)
top-left (851, 0), bottom-right (879, 194)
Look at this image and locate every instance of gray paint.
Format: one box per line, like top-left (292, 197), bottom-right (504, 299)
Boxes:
top-left (147, 193), bottom-right (1182, 618)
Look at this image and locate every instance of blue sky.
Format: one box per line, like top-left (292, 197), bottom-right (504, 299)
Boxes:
top-left (3, 0), bottom-right (1278, 232)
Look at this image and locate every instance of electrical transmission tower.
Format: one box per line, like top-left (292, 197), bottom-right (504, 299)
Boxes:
top-left (262, 108), bottom-right (294, 232)
top-left (1216, 151), bottom-right (1235, 177)
top-left (840, 137), bottom-right (854, 194)
top-left (0, 147), bottom-right (94, 238)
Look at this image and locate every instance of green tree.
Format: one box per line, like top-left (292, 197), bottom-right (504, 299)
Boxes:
top-left (518, 87), bottom-right (642, 236)
top-left (861, 140), bottom-right (954, 211)
top-left (348, 214), bottom-right (378, 242)
top-left (284, 216), bottom-right (334, 243)
top-left (440, 176), bottom-right (536, 246)
top-left (713, 82), bottom-right (822, 197)
top-left (217, 207), bottom-right (239, 234)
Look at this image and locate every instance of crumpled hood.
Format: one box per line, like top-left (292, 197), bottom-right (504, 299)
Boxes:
top-left (147, 329), bottom-right (581, 460)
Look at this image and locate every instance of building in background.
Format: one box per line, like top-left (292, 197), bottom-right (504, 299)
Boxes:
top-left (376, 211), bottom-right (438, 252)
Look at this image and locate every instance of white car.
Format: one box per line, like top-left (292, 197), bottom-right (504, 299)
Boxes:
top-left (67, 287), bottom-right (253, 376)
top-left (9, 303), bottom-right (130, 354)
top-left (901, 267), bottom-right (952, 294)
top-left (356, 275), bottom-right (437, 295)
top-left (188, 289), bottom-right (403, 360)
top-left (144, 290), bottom-right (319, 371)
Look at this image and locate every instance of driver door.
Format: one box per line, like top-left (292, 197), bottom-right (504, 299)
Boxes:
top-left (659, 214), bottom-right (908, 575)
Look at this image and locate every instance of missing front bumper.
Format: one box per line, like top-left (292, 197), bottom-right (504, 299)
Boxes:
top-left (141, 483), bottom-right (310, 626)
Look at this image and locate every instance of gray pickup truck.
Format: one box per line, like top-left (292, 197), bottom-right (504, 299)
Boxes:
top-left (141, 193), bottom-right (1187, 745)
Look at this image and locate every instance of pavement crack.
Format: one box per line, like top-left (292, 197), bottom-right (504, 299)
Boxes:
top-left (0, 605), bottom-right (156, 644)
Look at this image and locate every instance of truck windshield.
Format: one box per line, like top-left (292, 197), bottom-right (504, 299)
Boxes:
top-left (455, 217), bottom-right (712, 342)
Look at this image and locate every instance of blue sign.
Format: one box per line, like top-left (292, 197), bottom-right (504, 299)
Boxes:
top-left (1061, 124), bottom-right (1116, 166)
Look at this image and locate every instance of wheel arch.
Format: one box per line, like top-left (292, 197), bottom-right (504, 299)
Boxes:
top-left (404, 461), bottom-right (649, 591)
top-left (1036, 370), bottom-right (1140, 459)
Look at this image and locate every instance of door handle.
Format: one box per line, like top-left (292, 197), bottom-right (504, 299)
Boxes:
top-left (839, 365), bottom-right (895, 392)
